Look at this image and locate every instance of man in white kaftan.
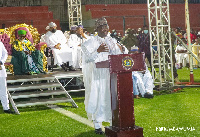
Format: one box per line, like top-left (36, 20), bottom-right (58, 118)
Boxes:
top-left (81, 17), bottom-right (122, 135)
top-left (44, 22), bottom-right (73, 67)
top-left (130, 46), bottom-right (154, 99)
top-left (132, 65), bottom-right (154, 98)
top-left (0, 42), bottom-right (14, 114)
top-left (175, 43), bottom-right (189, 68)
top-left (67, 25), bottom-right (90, 69)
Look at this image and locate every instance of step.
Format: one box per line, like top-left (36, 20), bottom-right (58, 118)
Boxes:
top-left (0, 12), bottom-right (53, 20)
top-left (67, 89), bottom-right (85, 93)
top-left (0, 6), bottom-right (49, 13)
top-left (8, 82), bottom-right (61, 92)
top-left (55, 73), bottom-right (83, 79)
top-left (0, 20), bottom-right (60, 34)
top-left (11, 90), bottom-right (66, 99)
top-left (0, 19), bottom-right (60, 26)
top-left (85, 4), bottom-right (147, 11)
top-left (15, 97), bottom-right (72, 107)
top-left (7, 76), bottom-right (55, 84)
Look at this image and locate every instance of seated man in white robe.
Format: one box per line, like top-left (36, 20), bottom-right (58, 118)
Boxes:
top-left (81, 17), bottom-right (123, 135)
top-left (67, 25), bottom-right (90, 69)
top-left (44, 22), bottom-right (74, 70)
top-left (175, 43), bottom-right (189, 68)
top-left (130, 46), bottom-right (154, 99)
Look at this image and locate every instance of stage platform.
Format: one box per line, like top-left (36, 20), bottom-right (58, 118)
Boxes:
top-left (7, 70), bottom-right (84, 90)
top-left (6, 69), bottom-right (85, 114)
top-left (7, 69), bottom-right (83, 82)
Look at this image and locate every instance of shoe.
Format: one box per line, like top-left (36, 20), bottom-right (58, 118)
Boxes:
top-left (61, 64), bottom-right (65, 70)
top-left (4, 109), bottom-right (15, 114)
top-left (134, 95), bottom-right (140, 99)
top-left (69, 66), bottom-right (76, 71)
top-left (144, 93), bottom-right (154, 99)
top-left (61, 64), bottom-right (69, 71)
top-left (95, 128), bottom-right (104, 135)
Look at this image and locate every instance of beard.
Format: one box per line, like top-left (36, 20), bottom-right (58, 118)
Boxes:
top-left (51, 29), bottom-right (57, 33)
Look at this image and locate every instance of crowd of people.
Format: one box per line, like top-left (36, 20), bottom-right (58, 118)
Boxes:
top-left (1, 18), bottom-right (200, 135)
top-left (41, 22), bottom-right (89, 71)
top-left (173, 27), bottom-right (200, 68)
top-left (39, 19), bottom-right (154, 135)
top-left (110, 26), bottom-right (200, 69)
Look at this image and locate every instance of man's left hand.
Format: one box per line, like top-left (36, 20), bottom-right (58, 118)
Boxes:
top-left (142, 71), bottom-right (146, 74)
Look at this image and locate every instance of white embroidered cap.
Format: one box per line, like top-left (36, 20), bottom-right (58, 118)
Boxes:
top-left (48, 22), bottom-right (57, 28)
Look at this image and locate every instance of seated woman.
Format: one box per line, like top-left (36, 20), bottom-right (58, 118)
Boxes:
top-left (11, 30), bottom-right (44, 75)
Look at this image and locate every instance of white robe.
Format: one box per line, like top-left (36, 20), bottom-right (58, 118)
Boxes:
top-left (175, 44), bottom-right (189, 67)
top-left (0, 42), bottom-right (10, 110)
top-left (40, 34), bottom-right (46, 43)
top-left (67, 34), bottom-right (90, 68)
top-left (81, 35), bottom-right (122, 122)
top-left (132, 65), bottom-right (154, 97)
top-left (44, 30), bottom-right (73, 66)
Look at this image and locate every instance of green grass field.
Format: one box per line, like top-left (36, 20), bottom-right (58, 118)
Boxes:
top-left (0, 68), bottom-right (199, 137)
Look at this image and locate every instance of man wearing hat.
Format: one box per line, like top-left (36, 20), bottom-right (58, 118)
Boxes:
top-left (129, 46), bottom-right (154, 99)
top-left (69, 25), bottom-right (77, 34)
top-left (44, 22), bottom-right (73, 70)
top-left (67, 24), bottom-right (89, 69)
top-left (81, 17), bottom-right (123, 135)
top-left (0, 41), bottom-right (14, 114)
top-left (11, 30), bottom-right (44, 75)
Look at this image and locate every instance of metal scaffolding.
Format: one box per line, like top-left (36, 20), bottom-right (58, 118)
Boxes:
top-left (67, 0), bottom-right (82, 29)
top-left (147, 0), bottom-right (174, 90)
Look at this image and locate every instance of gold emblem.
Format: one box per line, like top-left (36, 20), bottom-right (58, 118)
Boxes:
top-left (122, 56), bottom-right (134, 70)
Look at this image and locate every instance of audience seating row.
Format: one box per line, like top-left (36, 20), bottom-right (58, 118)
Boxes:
top-left (0, 6), bottom-right (60, 34)
top-left (84, 4), bottom-right (200, 34)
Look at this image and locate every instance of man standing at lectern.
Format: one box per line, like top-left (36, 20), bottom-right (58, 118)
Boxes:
top-left (81, 17), bottom-right (122, 135)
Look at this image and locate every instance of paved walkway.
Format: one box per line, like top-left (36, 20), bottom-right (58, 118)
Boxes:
top-left (47, 105), bottom-right (105, 132)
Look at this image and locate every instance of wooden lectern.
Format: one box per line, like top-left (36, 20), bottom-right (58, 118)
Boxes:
top-left (96, 53), bottom-right (145, 137)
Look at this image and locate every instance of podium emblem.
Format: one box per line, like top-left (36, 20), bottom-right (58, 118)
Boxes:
top-left (122, 56), bottom-right (134, 70)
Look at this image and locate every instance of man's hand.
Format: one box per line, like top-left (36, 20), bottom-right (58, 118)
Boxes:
top-left (54, 43), bottom-right (61, 50)
top-left (24, 51), bottom-right (31, 55)
top-left (97, 43), bottom-right (109, 53)
top-left (142, 71), bottom-right (146, 74)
